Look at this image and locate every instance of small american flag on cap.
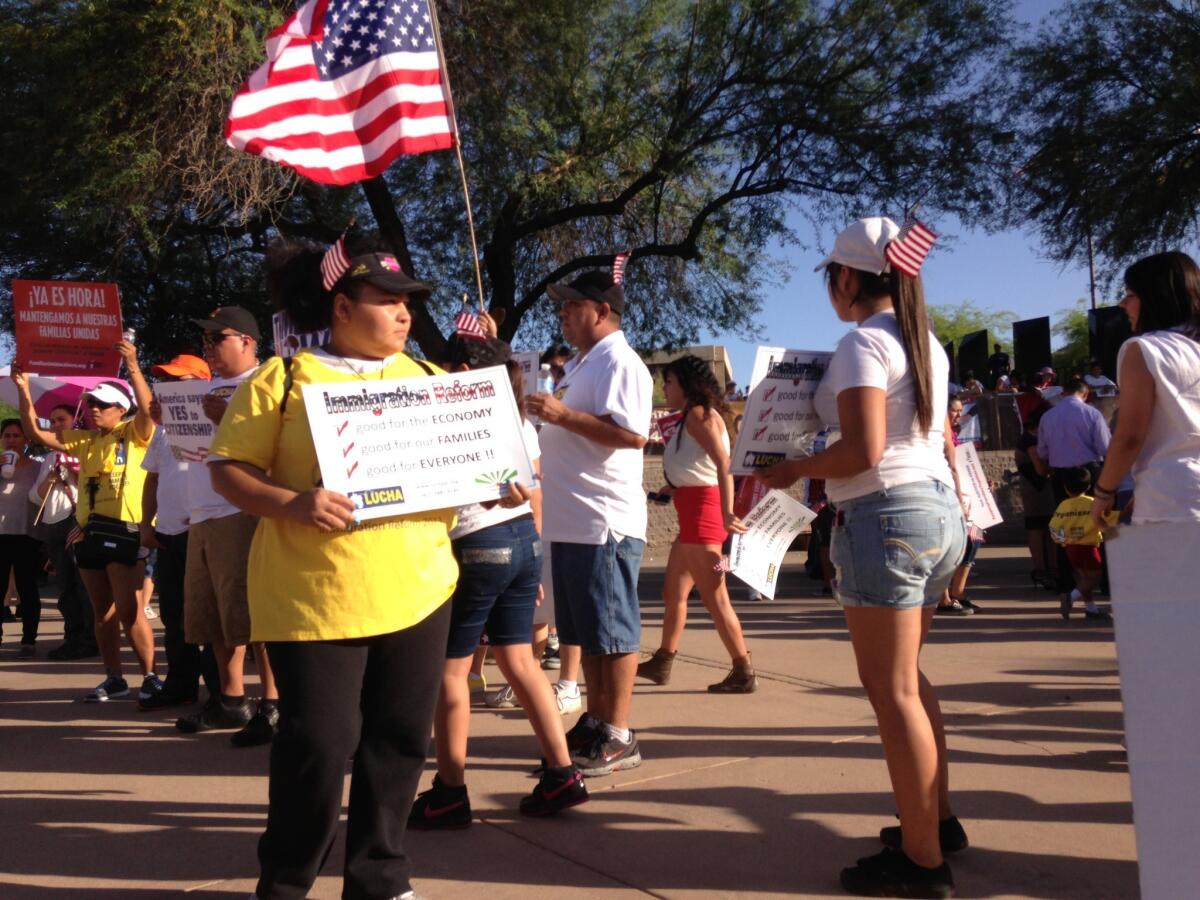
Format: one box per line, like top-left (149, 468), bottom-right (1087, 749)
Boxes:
top-left (612, 252), bottom-right (628, 285)
top-left (320, 236), bottom-right (351, 292)
top-left (885, 218), bottom-right (937, 278)
top-left (455, 306), bottom-right (487, 342)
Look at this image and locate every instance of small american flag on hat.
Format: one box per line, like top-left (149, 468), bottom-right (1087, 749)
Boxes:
top-left (885, 218), bottom-right (937, 278)
top-left (612, 252), bottom-right (628, 285)
top-left (320, 236), bottom-right (351, 291)
top-left (455, 306), bottom-right (487, 341)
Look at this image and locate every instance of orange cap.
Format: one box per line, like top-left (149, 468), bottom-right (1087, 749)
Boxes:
top-left (150, 354), bottom-right (212, 380)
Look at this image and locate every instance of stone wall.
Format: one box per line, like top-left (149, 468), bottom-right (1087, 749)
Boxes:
top-left (640, 449), bottom-right (1026, 554)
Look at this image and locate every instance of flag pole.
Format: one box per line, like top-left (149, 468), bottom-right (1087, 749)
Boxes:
top-left (428, 2), bottom-right (486, 313)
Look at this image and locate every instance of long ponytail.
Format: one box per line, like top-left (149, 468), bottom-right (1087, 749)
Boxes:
top-left (890, 273), bottom-right (934, 433)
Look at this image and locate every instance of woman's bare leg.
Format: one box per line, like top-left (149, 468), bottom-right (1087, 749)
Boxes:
top-left (434, 656), bottom-right (474, 786)
top-left (681, 543), bottom-right (749, 660)
top-left (494, 645), bottom-right (571, 767)
top-left (658, 541), bottom-right (695, 654)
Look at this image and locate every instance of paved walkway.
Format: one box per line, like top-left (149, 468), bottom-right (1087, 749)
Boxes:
top-left (0, 547), bottom-right (1137, 898)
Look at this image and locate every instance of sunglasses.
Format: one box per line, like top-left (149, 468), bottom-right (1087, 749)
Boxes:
top-left (85, 399), bottom-right (117, 410)
top-left (202, 332), bottom-right (242, 345)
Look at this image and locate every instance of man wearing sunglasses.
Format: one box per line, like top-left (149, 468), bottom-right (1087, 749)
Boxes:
top-left (175, 308), bottom-right (280, 747)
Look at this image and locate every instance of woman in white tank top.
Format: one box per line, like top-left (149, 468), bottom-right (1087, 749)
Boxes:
top-left (636, 355), bottom-right (756, 693)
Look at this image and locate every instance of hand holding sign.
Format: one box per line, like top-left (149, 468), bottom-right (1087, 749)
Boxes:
top-left (287, 487), bottom-right (356, 533)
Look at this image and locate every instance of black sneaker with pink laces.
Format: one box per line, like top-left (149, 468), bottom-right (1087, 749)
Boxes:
top-left (519, 765), bottom-right (589, 816)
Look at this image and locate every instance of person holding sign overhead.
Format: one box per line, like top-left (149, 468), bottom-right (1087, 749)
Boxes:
top-left (757, 217), bottom-right (967, 898)
top-left (12, 341), bottom-right (161, 704)
top-left (207, 235), bottom-right (487, 900)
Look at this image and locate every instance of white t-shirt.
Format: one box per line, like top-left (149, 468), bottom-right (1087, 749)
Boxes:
top-left (539, 330), bottom-right (653, 544)
top-left (813, 309), bottom-right (954, 504)
top-left (188, 369), bottom-right (254, 524)
top-left (1119, 329), bottom-right (1200, 524)
top-left (451, 419), bottom-right (541, 539)
top-left (142, 429), bottom-right (191, 535)
top-left (1084, 372), bottom-right (1117, 397)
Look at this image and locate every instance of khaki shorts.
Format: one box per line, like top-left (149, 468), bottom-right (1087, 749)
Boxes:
top-left (184, 512), bottom-right (259, 645)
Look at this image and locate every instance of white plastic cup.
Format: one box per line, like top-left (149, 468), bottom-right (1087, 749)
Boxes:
top-left (0, 450), bottom-right (18, 479)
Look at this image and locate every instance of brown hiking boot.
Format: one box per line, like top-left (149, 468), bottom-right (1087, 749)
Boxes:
top-left (636, 649), bottom-right (675, 685)
top-left (708, 654), bottom-right (758, 694)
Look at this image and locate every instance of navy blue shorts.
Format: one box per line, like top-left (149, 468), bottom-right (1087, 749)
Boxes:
top-left (445, 516), bottom-right (542, 658)
top-left (551, 534), bottom-right (644, 656)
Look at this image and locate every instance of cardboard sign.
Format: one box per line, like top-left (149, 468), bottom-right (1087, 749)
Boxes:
top-left (953, 441), bottom-right (1003, 529)
top-left (731, 347), bottom-right (833, 475)
top-left (12, 279), bottom-right (124, 376)
top-left (728, 490), bottom-right (816, 599)
top-left (1107, 523), bottom-right (1200, 900)
top-left (154, 381), bottom-right (218, 462)
top-left (272, 310), bottom-right (329, 359)
top-left (301, 366), bottom-right (536, 522)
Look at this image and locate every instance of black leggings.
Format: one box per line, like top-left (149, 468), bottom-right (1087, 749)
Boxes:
top-left (256, 600), bottom-right (451, 900)
top-left (0, 535), bottom-right (42, 645)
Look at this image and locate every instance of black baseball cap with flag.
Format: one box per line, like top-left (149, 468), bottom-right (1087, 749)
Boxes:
top-left (191, 306), bottom-right (262, 342)
top-left (339, 253), bottom-right (432, 301)
top-left (547, 270), bottom-right (626, 314)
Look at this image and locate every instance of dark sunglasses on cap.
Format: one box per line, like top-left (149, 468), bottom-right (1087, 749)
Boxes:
top-left (85, 398), bottom-right (117, 410)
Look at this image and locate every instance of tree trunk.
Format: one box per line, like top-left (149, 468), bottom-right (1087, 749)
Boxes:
top-left (360, 176), bottom-right (448, 361)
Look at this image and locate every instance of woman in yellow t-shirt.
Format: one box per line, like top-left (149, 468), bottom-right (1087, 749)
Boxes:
top-left (209, 235), bottom-right (497, 900)
top-left (13, 341), bottom-right (158, 704)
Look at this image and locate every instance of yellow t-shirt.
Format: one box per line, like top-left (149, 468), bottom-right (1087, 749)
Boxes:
top-left (1049, 494), bottom-right (1118, 546)
top-left (208, 350), bottom-right (458, 642)
top-left (60, 420), bottom-right (155, 526)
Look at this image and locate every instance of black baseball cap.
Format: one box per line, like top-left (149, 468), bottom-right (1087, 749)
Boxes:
top-left (341, 253), bottom-right (432, 301)
top-left (192, 306), bottom-right (262, 342)
top-left (547, 270), bottom-right (625, 315)
top-left (445, 336), bottom-right (511, 371)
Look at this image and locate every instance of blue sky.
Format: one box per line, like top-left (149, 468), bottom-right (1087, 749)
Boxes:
top-left (710, 0), bottom-right (1091, 386)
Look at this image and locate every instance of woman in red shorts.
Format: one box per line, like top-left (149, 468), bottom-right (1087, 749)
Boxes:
top-left (637, 355), bottom-right (755, 692)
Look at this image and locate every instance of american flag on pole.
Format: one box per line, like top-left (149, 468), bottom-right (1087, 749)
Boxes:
top-left (455, 306), bottom-right (486, 341)
top-left (226, 0), bottom-right (455, 185)
top-left (884, 218), bottom-right (937, 278)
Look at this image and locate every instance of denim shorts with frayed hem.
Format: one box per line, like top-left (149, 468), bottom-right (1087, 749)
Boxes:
top-left (551, 534), bottom-right (644, 655)
top-left (831, 480), bottom-right (966, 610)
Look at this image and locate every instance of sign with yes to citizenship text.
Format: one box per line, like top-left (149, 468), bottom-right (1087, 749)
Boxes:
top-left (731, 347), bottom-right (833, 475)
top-left (727, 490), bottom-right (816, 599)
top-left (302, 366), bottom-right (536, 522)
top-left (155, 381), bottom-right (219, 462)
top-left (12, 279), bottom-right (124, 376)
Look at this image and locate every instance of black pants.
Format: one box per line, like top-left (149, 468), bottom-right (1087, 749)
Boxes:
top-left (155, 531), bottom-right (219, 700)
top-left (47, 536), bottom-right (94, 648)
top-left (257, 600), bottom-right (451, 900)
top-left (0, 535), bottom-right (42, 645)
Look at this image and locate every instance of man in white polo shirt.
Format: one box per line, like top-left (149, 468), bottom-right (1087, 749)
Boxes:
top-left (526, 266), bottom-right (653, 776)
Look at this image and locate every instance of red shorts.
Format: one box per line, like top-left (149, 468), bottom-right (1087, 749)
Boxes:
top-left (673, 485), bottom-right (728, 546)
top-left (1065, 544), bottom-right (1103, 571)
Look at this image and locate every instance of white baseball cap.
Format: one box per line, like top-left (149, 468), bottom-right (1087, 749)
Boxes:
top-left (814, 217), bottom-right (901, 276)
top-left (83, 382), bottom-right (133, 411)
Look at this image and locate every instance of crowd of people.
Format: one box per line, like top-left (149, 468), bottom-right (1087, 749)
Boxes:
top-left (1, 222), bottom-right (1198, 900)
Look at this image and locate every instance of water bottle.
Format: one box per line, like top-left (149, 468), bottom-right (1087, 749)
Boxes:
top-left (530, 363), bottom-right (555, 427)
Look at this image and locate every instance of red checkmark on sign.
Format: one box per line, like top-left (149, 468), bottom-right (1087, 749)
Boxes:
top-left (342, 442), bottom-right (355, 457)
top-left (758, 406), bottom-right (773, 423)
top-left (754, 425), bottom-right (768, 440)
top-left (337, 420), bottom-right (350, 436)
top-left (763, 385), bottom-right (777, 401)
top-left (346, 461), bottom-right (359, 478)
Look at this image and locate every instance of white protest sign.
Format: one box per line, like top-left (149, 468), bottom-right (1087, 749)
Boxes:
top-left (749, 346), bottom-right (786, 391)
top-left (512, 350), bottom-right (540, 396)
top-left (731, 348), bottom-right (833, 475)
top-left (301, 366), bottom-right (536, 522)
top-left (727, 490), bottom-right (816, 599)
top-left (154, 381), bottom-right (218, 462)
top-left (953, 441), bottom-right (1002, 529)
top-left (272, 310), bottom-right (329, 359)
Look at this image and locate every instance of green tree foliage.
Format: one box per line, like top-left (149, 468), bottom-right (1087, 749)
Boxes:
top-left (1051, 301), bottom-right (1091, 377)
top-left (927, 300), bottom-right (1017, 353)
top-left (2, 0), bottom-right (1015, 363)
top-left (1009, 0), bottom-right (1200, 273)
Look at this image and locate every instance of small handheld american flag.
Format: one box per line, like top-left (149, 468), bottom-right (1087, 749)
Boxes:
top-left (320, 237), bottom-right (351, 291)
top-left (612, 252), bottom-right (628, 285)
top-left (885, 218), bottom-right (937, 279)
top-left (455, 305), bottom-right (487, 341)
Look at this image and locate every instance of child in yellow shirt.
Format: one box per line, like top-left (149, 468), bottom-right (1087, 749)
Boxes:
top-left (1049, 466), bottom-right (1118, 621)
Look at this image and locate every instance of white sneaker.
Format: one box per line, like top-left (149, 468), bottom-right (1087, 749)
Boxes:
top-left (144, 605), bottom-right (158, 619)
top-left (554, 682), bottom-right (582, 715)
top-left (485, 685), bottom-right (519, 709)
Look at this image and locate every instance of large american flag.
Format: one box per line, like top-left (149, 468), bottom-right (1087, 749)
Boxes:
top-left (226, 0), bottom-right (455, 185)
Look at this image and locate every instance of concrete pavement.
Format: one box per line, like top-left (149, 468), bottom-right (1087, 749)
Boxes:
top-left (0, 547), bottom-right (1137, 898)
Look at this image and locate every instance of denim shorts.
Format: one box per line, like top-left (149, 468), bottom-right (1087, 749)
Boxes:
top-left (445, 516), bottom-right (542, 658)
top-left (830, 480), bottom-right (966, 609)
top-left (551, 534), bottom-right (644, 656)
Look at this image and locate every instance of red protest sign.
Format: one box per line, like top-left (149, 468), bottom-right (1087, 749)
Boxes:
top-left (12, 280), bottom-right (124, 376)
